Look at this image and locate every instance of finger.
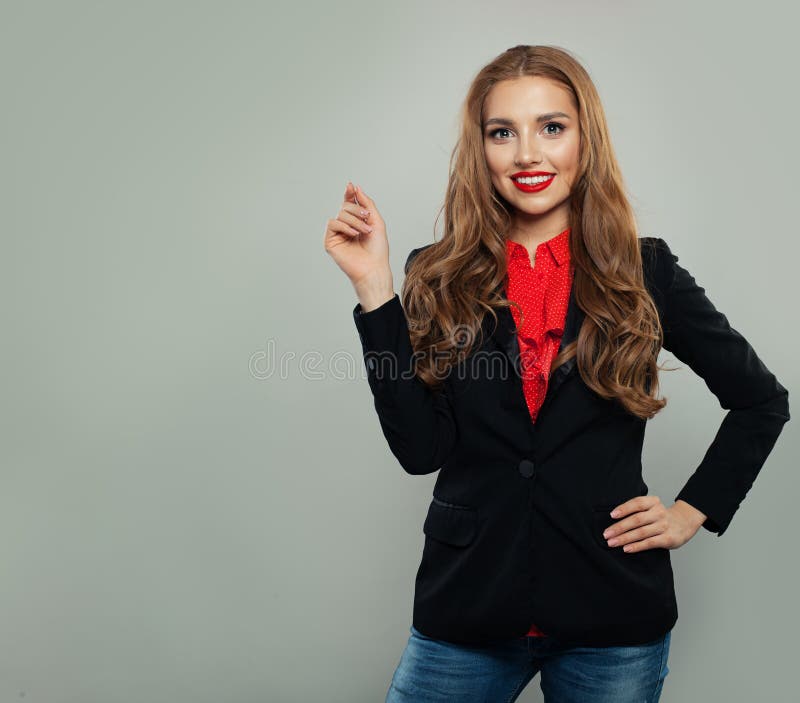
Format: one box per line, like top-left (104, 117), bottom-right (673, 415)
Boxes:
top-left (610, 495), bottom-right (657, 517)
top-left (354, 183), bottom-right (374, 210)
top-left (338, 210), bottom-right (373, 234)
top-left (328, 218), bottom-right (361, 239)
top-left (606, 521), bottom-right (661, 547)
top-left (621, 533), bottom-right (668, 553)
top-left (341, 201), bottom-right (371, 221)
top-left (603, 510), bottom-right (649, 539)
top-left (343, 181), bottom-right (359, 207)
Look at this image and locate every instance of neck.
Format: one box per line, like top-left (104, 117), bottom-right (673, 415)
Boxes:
top-left (508, 224), bottom-right (569, 255)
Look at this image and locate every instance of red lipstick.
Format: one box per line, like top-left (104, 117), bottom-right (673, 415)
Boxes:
top-left (511, 171), bottom-right (555, 193)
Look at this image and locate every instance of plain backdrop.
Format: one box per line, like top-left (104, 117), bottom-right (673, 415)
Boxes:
top-left (1, 1), bottom-right (797, 701)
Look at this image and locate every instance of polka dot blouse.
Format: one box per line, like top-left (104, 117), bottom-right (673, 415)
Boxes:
top-left (505, 226), bottom-right (574, 426)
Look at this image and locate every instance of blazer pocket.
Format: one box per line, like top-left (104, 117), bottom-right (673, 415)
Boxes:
top-left (423, 497), bottom-right (478, 547)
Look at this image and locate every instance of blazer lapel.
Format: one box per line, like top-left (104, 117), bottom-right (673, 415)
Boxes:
top-left (543, 284), bottom-right (582, 401)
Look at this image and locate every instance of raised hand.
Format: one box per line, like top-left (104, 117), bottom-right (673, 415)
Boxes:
top-left (324, 182), bottom-right (392, 291)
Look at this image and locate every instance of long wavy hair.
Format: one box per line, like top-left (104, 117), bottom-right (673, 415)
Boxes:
top-left (401, 44), bottom-right (670, 420)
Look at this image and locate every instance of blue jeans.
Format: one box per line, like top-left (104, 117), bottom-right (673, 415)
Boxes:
top-left (386, 625), bottom-right (671, 702)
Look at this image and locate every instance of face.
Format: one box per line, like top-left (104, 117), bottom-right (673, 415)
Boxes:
top-left (482, 76), bottom-right (581, 240)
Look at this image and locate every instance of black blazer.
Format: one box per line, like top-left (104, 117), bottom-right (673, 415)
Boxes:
top-left (352, 236), bottom-right (790, 647)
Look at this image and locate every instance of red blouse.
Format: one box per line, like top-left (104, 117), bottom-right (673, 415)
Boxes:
top-left (504, 226), bottom-right (574, 636)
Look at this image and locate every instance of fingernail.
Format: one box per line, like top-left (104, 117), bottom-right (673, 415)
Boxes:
top-left (610, 510), bottom-right (619, 517)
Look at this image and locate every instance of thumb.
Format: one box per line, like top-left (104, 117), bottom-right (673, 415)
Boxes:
top-left (343, 181), bottom-right (358, 204)
top-left (354, 183), bottom-right (374, 210)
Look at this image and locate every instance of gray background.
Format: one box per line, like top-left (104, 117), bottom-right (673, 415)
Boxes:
top-left (2, 1), bottom-right (797, 701)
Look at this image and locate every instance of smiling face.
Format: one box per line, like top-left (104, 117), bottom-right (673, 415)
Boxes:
top-left (482, 76), bottom-right (581, 244)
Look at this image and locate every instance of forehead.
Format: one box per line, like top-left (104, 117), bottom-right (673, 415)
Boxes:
top-left (482, 76), bottom-right (575, 120)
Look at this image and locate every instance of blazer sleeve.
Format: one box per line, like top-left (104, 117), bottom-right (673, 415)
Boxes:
top-left (352, 247), bottom-right (458, 475)
top-left (655, 237), bottom-right (790, 536)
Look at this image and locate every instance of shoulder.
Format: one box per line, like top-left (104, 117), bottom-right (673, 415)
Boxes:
top-left (638, 236), bottom-right (677, 297)
top-left (404, 243), bottom-right (436, 274)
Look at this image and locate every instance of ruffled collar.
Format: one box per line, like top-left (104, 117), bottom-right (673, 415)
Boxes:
top-left (505, 228), bottom-right (573, 338)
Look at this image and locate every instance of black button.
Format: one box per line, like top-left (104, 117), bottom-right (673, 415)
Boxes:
top-left (518, 459), bottom-right (535, 478)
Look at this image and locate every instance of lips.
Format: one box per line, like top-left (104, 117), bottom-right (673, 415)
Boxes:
top-left (512, 174), bottom-right (555, 193)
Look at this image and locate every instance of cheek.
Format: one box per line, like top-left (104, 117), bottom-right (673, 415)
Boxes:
top-left (483, 148), bottom-right (501, 175)
top-left (537, 147), bottom-right (576, 193)
top-left (563, 140), bottom-right (581, 172)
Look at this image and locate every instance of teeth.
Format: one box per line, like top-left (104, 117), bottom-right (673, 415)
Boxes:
top-left (514, 175), bottom-right (554, 185)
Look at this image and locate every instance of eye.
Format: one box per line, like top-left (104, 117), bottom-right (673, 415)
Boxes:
top-left (487, 127), bottom-right (512, 139)
top-left (543, 122), bottom-right (565, 135)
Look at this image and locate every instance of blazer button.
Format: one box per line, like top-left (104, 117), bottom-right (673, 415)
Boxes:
top-left (518, 459), bottom-right (536, 478)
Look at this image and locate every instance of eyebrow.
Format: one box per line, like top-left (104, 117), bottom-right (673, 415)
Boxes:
top-left (483, 112), bottom-right (572, 128)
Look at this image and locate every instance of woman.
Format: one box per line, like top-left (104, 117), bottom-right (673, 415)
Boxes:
top-left (323, 45), bottom-right (789, 702)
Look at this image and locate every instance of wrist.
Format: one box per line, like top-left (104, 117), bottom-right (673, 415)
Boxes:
top-left (354, 271), bottom-right (395, 312)
top-left (673, 499), bottom-right (707, 529)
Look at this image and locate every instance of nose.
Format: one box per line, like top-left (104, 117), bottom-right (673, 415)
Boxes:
top-left (514, 136), bottom-right (543, 168)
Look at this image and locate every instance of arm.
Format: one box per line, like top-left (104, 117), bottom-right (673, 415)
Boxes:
top-left (656, 238), bottom-right (790, 536)
top-left (352, 248), bottom-right (458, 475)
